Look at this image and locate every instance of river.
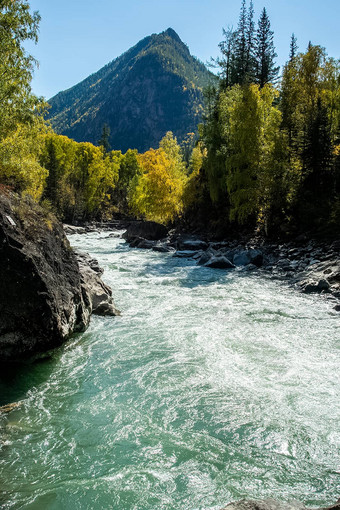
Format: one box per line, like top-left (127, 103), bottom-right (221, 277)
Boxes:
top-left (0, 231), bottom-right (339, 510)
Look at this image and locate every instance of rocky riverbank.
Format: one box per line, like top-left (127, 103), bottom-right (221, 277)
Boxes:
top-left (0, 193), bottom-right (119, 362)
top-left (122, 221), bottom-right (340, 310)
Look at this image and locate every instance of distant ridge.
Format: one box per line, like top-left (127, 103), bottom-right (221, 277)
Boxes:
top-left (48, 28), bottom-right (215, 152)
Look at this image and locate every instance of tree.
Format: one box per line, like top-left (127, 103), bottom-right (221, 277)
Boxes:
top-left (289, 33), bottom-right (298, 60)
top-left (159, 131), bottom-right (186, 177)
top-left (40, 133), bottom-right (120, 221)
top-left (98, 124), bottom-right (111, 153)
top-left (245, 0), bottom-right (255, 78)
top-left (217, 0), bottom-right (256, 88)
top-left (0, 0), bottom-right (42, 140)
top-left (280, 44), bottom-right (340, 230)
top-left (254, 8), bottom-right (279, 87)
top-left (234, 0), bottom-right (248, 83)
top-left (129, 148), bottom-right (186, 224)
top-left (217, 27), bottom-right (237, 88)
top-left (0, 119), bottom-right (48, 200)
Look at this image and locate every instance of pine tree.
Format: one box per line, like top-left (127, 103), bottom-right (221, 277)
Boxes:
top-left (217, 1), bottom-right (256, 87)
top-left (98, 124), bottom-right (111, 153)
top-left (254, 8), bottom-right (279, 87)
top-left (218, 28), bottom-right (237, 88)
top-left (289, 33), bottom-right (298, 60)
top-left (245, 0), bottom-right (256, 78)
top-left (234, 0), bottom-right (249, 84)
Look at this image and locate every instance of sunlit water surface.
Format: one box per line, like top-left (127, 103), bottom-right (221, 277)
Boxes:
top-left (0, 231), bottom-right (339, 510)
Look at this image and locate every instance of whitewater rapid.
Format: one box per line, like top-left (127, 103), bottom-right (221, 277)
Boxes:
top-left (0, 231), bottom-right (339, 510)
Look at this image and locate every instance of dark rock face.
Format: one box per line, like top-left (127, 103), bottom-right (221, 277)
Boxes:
top-left (123, 221), bottom-right (168, 242)
top-left (0, 193), bottom-right (118, 362)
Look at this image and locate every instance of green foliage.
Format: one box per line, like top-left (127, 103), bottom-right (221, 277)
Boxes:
top-left (0, 118), bottom-right (48, 200)
top-left (198, 37), bottom-right (340, 236)
top-left (219, 84), bottom-right (285, 225)
top-left (40, 133), bottom-right (120, 221)
top-left (0, 0), bottom-right (49, 202)
top-left (0, 0), bottom-right (42, 141)
top-left (280, 44), bottom-right (340, 231)
top-left (182, 142), bottom-right (207, 209)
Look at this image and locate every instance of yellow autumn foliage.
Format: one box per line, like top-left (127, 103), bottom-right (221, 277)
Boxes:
top-left (129, 148), bottom-right (186, 224)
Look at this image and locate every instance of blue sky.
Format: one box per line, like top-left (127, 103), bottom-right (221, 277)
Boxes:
top-left (26, 0), bottom-right (340, 100)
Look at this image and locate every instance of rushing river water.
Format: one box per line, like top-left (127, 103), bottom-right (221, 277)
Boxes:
top-left (0, 231), bottom-right (339, 510)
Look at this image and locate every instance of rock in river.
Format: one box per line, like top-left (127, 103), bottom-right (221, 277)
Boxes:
top-left (0, 193), bottom-right (119, 362)
top-left (123, 220), bottom-right (168, 242)
top-left (204, 255), bottom-right (235, 269)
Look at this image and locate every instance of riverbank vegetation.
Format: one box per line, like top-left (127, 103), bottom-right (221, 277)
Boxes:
top-left (1, 0), bottom-right (339, 238)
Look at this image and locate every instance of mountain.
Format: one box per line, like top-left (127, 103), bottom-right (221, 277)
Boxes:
top-left (48, 28), bottom-right (215, 153)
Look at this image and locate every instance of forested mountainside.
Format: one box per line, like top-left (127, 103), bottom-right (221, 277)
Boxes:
top-left (48, 28), bottom-right (215, 152)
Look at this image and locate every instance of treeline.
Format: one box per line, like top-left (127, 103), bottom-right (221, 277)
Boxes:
top-left (40, 130), bottom-right (190, 224)
top-left (0, 2), bottom-right (189, 224)
top-left (199, 52), bottom-right (340, 236)
top-left (1, 0), bottom-right (339, 238)
top-left (196, 1), bottom-right (340, 237)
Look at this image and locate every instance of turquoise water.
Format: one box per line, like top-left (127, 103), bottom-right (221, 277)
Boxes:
top-left (0, 231), bottom-right (339, 510)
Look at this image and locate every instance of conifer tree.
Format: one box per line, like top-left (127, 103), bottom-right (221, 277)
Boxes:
top-left (254, 8), bottom-right (279, 87)
top-left (245, 0), bottom-right (256, 78)
top-left (233, 0), bottom-right (250, 84)
top-left (289, 33), bottom-right (298, 60)
top-left (218, 28), bottom-right (237, 88)
top-left (98, 124), bottom-right (111, 153)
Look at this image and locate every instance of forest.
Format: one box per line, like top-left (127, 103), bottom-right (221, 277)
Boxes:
top-left (1, 0), bottom-right (339, 238)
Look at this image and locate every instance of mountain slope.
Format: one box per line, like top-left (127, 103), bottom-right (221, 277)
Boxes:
top-left (48, 28), bottom-right (215, 153)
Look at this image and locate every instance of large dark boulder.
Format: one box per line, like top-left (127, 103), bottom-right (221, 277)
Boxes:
top-left (204, 255), bottom-right (235, 269)
top-left (233, 249), bottom-right (263, 267)
top-left (0, 193), bottom-right (118, 362)
top-left (176, 237), bottom-right (208, 251)
top-left (123, 220), bottom-right (168, 242)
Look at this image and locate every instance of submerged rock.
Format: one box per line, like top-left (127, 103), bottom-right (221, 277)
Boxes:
top-left (0, 193), bottom-right (118, 362)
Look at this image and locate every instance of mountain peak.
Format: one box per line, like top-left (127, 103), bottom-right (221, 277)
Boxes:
top-left (162, 28), bottom-right (182, 43)
top-left (49, 30), bottom-right (215, 152)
